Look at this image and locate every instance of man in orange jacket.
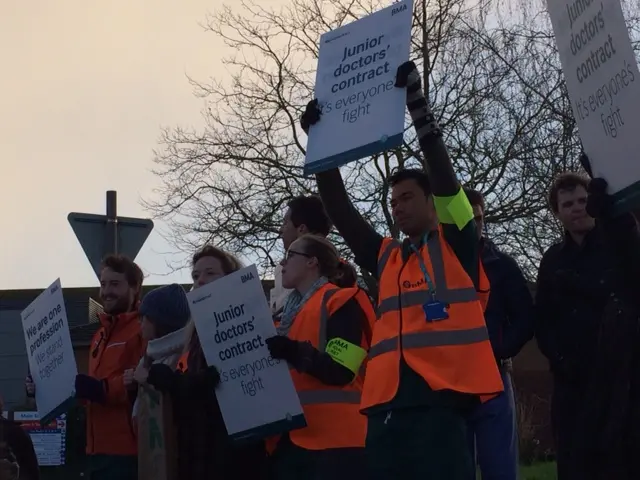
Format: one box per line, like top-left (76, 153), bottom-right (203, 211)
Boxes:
top-left (27, 254), bottom-right (145, 480)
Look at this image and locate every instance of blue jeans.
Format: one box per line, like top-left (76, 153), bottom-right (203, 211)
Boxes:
top-left (467, 370), bottom-right (518, 480)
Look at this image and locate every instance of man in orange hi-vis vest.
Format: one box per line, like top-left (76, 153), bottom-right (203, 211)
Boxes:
top-left (301, 61), bottom-right (504, 479)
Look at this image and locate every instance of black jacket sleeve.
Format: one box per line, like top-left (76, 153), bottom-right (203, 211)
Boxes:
top-left (292, 297), bottom-right (367, 386)
top-left (496, 254), bottom-right (535, 359)
top-left (601, 213), bottom-right (640, 302)
top-left (315, 170), bottom-right (383, 277)
top-left (399, 62), bottom-right (480, 287)
top-left (534, 248), bottom-right (562, 367)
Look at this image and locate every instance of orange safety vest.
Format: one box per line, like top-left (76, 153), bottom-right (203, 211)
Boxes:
top-left (360, 229), bottom-right (503, 410)
top-left (278, 283), bottom-right (375, 451)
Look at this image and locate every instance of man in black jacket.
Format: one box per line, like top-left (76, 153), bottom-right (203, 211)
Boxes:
top-left (536, 157), bottom-right (640, 479)
top-left (464, 188), bottom-right (534, 480)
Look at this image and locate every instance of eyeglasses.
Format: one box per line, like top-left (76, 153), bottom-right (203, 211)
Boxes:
top-left (285, 250), bottom-right (311, 261)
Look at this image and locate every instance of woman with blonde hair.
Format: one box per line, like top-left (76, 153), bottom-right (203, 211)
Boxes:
top-left (145, 245), bottom-right (268, 480)
top-left (266, 234), bottom-right (375, 479)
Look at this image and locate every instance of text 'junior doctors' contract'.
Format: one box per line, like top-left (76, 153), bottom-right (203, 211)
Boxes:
top-left (187, 265), bottom-right (306, 443)
top-left (547, 0), bottom-right (640, 210)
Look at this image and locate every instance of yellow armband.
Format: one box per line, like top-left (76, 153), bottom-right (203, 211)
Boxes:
top-left (433, 187), bottom-right (474, 230)
top-left (325, 338), bottom-right (367, 375)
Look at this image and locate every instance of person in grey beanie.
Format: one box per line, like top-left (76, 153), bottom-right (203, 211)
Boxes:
top-left (128, 283), bottom-right (191, 420)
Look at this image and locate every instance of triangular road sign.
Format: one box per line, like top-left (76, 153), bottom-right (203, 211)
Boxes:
top-left (68, 212), bottom-right (154, 279)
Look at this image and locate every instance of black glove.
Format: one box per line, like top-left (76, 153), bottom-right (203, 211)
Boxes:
top-left (586, 177), bottom-right (612, 219)
top-left (394, 60), bottom-right (419, 89)
top-left (75, 374), bottom-right (106, 404)
top-left (147, 363), bottom-right (176, 393)
top-left (300, 99), bottom-right (322, 134)
top-left (205, 365), bottom-right (221, 388)
top-left (579, 151), bottom-right (593, 178)
top-left (579, 152), bottom-right (613, 219)
top-left (266, 335), bottom-right (300, 362)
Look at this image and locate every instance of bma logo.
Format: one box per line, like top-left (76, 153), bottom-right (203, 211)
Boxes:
top-left (403, 278), bottom-right (425, 289)
top-left (241, 272), bottom-right (255, 283)
top-left (392, 3), bottom-right (407, 16)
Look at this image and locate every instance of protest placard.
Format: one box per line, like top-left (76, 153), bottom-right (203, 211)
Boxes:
top-left (547, 0), bottom-right (640, 211)
top-left (187, 265), bottom-right (306, 443)
top-left (304, 0), bottom-right (413, 175)
top-left (137, 387), bottom-right (177, 480)
top-left (21, 279), bottom-right (77, 425)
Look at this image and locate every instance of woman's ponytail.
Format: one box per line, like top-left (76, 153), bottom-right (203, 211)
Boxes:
top-left (330, 261), bottom-right (357, 287)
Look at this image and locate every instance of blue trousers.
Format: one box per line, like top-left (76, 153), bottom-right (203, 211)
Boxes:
top-left (467, 370), bottom-right (518, 480)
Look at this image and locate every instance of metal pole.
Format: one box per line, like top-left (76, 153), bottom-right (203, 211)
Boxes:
top-left (106, 191), bottom-right (118, 255)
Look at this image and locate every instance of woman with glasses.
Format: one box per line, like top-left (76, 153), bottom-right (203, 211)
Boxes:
top-left (266, 234), bottom-right (375, 479)
top-left (145, 246), bottom-right (268, 480)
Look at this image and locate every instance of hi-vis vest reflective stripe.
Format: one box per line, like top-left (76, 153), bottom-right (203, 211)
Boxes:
top-left (176, 352), bottom-right (189, 373)
top-left (360, 230), bottom-right (503, 410)
top-left (285, 283), bottom-right (374, 451)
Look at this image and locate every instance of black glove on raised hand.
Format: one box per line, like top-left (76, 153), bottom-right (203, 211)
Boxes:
top-left (394, 60), bottom-right (419, 89)
top-left (586, 177), bottom-right (612, 219)
top-left (579, 152), bottom-right (613, 219)
top-left (266, 335), bottom-right (300, 362)
top-left (205, 365), bottom-right (221, 388)
top-left (75, 374), bottom-right (106, 404)
top-left (300, 99), bottom-right (322, 134)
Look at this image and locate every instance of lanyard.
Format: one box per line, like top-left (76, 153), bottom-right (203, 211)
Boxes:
top-left (409, 234), bottom-right (437, 299)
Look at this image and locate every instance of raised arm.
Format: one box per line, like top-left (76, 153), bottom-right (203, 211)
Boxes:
top-left (301, 101), bottom-right (383, 276)
top-left (496, 254), bottom-right (535, 359)
top-left (396, 61), bottom-right (479, 284)
top-left (534, 250), bottom-right (562, 368)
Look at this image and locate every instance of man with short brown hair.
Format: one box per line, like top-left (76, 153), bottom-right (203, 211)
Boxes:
top-left (27, 255), bottom-right (145, 480)
top-left (536, 157), bottom-right (640, 479)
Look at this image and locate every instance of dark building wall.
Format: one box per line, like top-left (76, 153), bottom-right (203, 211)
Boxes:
top-left (0, 309), bottom-right (29, 409)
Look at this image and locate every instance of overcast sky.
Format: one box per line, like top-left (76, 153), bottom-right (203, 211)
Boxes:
top-left (0, 0), bottom-right (265, 290)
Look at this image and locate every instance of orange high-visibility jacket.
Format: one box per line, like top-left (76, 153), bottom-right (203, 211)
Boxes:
top-left (360, 229), bottom-right (503, 410)
top-left (86, 311), bottom-right (145, 456)
top-left (282, 283), bottom-right (375, 450)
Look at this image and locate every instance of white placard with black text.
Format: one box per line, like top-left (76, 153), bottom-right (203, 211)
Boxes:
top-left (187, 265), bottom-right (306, 442)
top-left (21, 279), bottom-right (77, 423)
top-left (304, 0), bottom-right (413, 175)
top-left (547, 0), bottom-right (640, 199)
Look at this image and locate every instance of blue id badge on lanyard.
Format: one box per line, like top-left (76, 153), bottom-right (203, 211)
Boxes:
top-left (410, 241), bottom-right (450, 323)
top-left (423, 300), bottom-right (449, 322)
